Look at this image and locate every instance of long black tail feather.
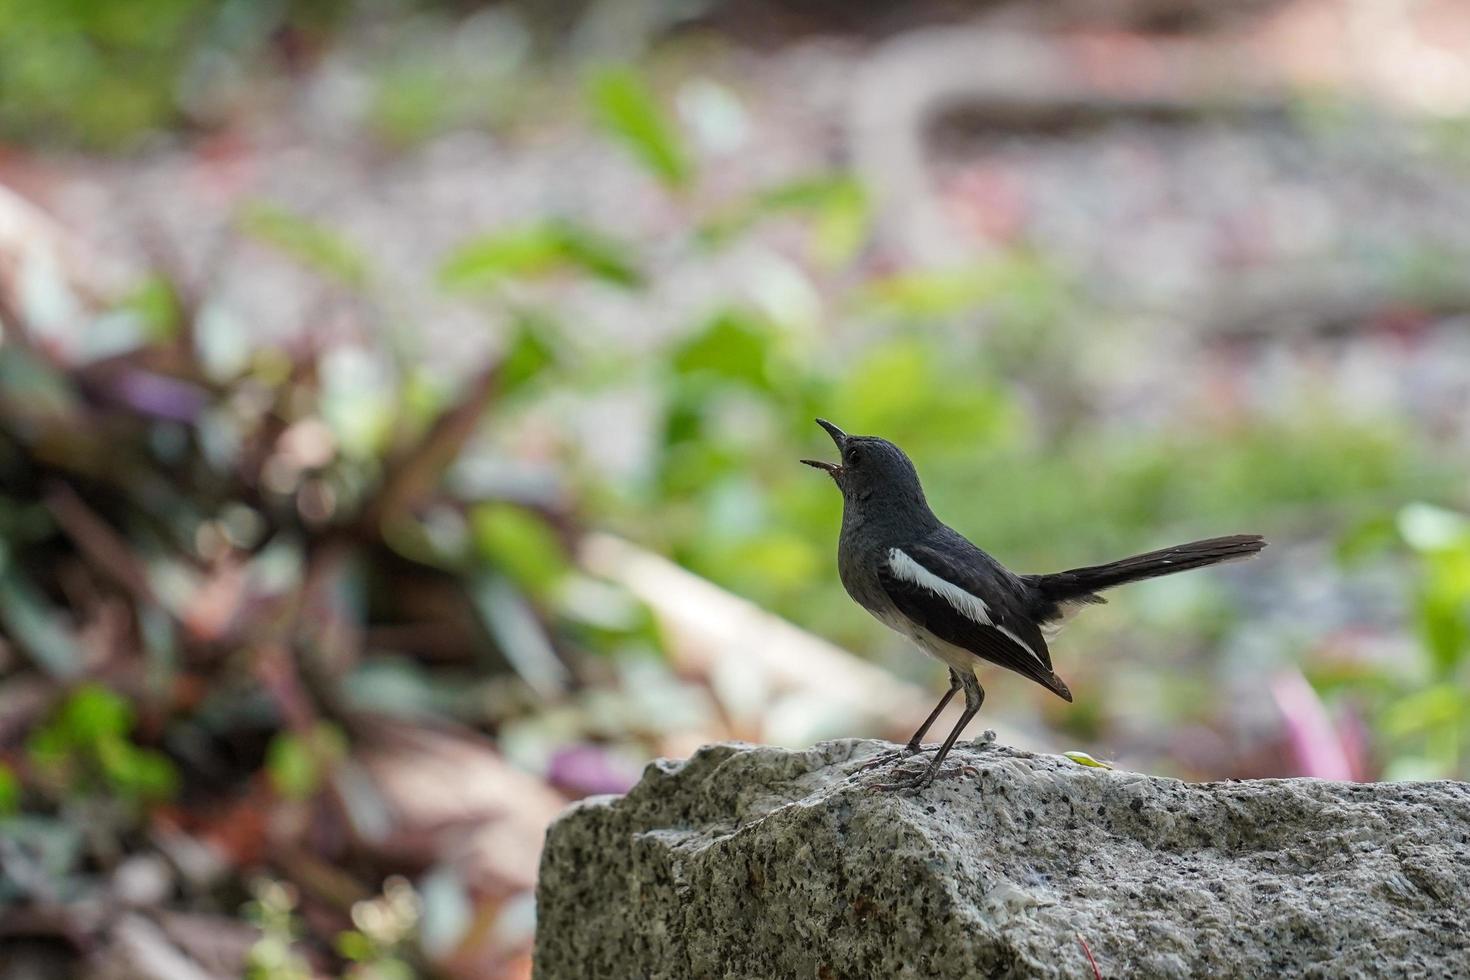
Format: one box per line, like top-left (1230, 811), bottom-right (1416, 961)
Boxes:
top-left (1028, 534), bottom-right (1267, 607)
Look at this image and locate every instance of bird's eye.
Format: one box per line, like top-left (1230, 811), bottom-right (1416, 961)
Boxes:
top-left (844, 445), bottom-right (860, 465)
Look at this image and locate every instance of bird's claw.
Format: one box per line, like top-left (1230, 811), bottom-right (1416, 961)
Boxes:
top-left (866, 769), bottom-right (934, 793)
top-left (850, 744), bottom-right (932, 777)
top-left (862, 761), bottom-right (977, 793)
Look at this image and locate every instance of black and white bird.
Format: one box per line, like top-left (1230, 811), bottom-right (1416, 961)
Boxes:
top-left (802, 418), bottom-right (1266, 789)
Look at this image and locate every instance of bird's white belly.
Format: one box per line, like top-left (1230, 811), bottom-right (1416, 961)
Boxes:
top-left (872, 608), bottom-right (978, 676)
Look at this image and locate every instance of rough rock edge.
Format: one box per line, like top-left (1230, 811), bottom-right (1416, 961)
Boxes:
top-left (535, 738), bottom-right (1470, 979)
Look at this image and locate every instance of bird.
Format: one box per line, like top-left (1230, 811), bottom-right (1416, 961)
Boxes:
top-left (801, 418), bottom-right (1266, 790)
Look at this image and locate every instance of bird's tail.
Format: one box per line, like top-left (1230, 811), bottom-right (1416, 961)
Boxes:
top-left (1028, 534), bottom-right (1266, 604)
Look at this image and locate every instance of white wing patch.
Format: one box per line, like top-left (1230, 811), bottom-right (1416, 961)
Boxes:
top-left (887, 548), bottom-right (991, 624)
top-left (887, 548), bottom-right (1045, 668)
top-left (996, 625), bottom-right (1043, 666)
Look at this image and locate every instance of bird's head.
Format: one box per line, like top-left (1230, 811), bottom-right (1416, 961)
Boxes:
top-left (801, 419), bottom-right (931, 517)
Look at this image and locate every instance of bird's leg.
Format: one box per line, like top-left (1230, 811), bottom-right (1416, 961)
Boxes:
top-left (870, 674), bottom-right (985, 792)
top-left (851, 670), bottom-right (961, 775)
top-left (904, 669), bottom-right (963, 753)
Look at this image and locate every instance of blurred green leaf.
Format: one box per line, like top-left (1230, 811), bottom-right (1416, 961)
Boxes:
top-left (471, 503), bottom-right (567, 594)
top-left (119, 276), bottom-right (184, 342)
top-left (396, 367), bottom-right (454, 439)
top-left (1062, 750), bottom-right (1113, 769)
top-left (1335, 513), bottom-right (1400, 565)
top-left (830, 336), bottom-right (1019, 447)
top-left (553, 224), bottom-right (645, 287)
top-left (337, 930), bottom-right (375, 962)
top-left (859, 255), bottom-right (1063, 322)
top-left (671, 309), bottom-right (774, 388)
top-left (26, 684), bottom-right (178, 803)
top-left (1398, 506), bottom-right (1470, 677)
top-left (59, 684), bottom-right (133, 744)
top-left (501, 312), bottom-right (560, 394)
top-left (701, 174), bottom-right (869, 265)
top-left (25, 722), bottom-right (69, 773)
top-left (1413, 550), bottom-right (1470, 676)
top-left (440, 222), bottom-right (642, 291)
top-left (0, 0), bottom-right (212, 147)
top-left (0, 763), bottom-right (19, 816)
top-left (441, 227), bottom-right (560, 287)
top-left (861, 267), bottom-right (1005, 320)
top-left (240, 203), bottom-right (371, 288)
top-left (97, 738), bottom-right (179, 801)
top-left (266, 732), bottom-right (317, 800)
top-left (1381, 683), bottom-right (1469, 736)
top-left (761, 177), bottom-right (868, 261)
top-left (266, 723), bottom-right (347, 801)
top-left (586, 65), bottom-right (692, 189)
top-left (728, 531), bottom-right (821, 593)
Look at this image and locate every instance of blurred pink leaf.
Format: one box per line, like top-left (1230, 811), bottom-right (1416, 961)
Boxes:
top-left (1270, 669), bottom-right (1354, 780)
top-left (545, 744), bottom-right (641, 798)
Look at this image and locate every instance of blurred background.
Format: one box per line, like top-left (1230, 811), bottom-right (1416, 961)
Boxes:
top-left (2, 0), bottom-right (1470, 975)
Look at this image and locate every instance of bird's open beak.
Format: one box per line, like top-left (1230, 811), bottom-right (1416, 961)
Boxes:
top-left (800, 418), bottom-right (847, 475)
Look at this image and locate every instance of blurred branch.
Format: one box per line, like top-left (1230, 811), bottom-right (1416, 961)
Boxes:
top-left (367, 364), bottom-right (500, 529)
top-left (1201, 264), bottom-right (1470, 339)
top-left (848, 29), bottom-right (1285, 266)
top-left (43, 482), bottom-right (155, 604)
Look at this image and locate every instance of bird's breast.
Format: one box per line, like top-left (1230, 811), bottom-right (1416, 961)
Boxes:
top-left (836, 536), bottom-right (887, 611)
top-left (837, 537), bottom-right (914, 631)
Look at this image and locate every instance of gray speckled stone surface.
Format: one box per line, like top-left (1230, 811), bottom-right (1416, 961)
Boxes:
top-left (534, 739), bottom-right (1470, 979)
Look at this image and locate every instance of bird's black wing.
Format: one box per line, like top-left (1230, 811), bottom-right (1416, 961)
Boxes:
top-left (877, 529), bottom-right (1071, 700)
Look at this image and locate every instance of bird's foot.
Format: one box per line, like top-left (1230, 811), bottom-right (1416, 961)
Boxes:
top-left (863, 760), bottom-right (978, 793)
top-left (866, 765), bottom-right (935, 793)
top-left (850, 742), bottom-right (932, 777)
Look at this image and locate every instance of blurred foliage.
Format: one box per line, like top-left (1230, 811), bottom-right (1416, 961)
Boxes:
top-left (245, 880), bottom-right (314, 980)
top-left (0, 153), bottom-right (658, 969)
top-left (586, 64), bottom-right (693, 189)
top-left (27, 684), bottom-right (179, 806)
top-left (441, 221), bottom-right (643, 292)
top-left (336, 875), bottom-right (424, 979)
top-left (1342, 504), bottom-right (1470, 780)
top-left (700, 175), bottom-right (869, 266)
top-left (242, 204), bottom-right (374, 290)
top-left (0, 0), bottom-right (205, 145)
top-left (4, 7), bottom-right (1470, 975)
top-left (264, 721), bottom-right (349, 800)
top-left (0, 0), bottom-right (559, 149)
top-left (245, 874), bottom-right (423, 978)
top-left (0, 0), bottom-right (353, 147)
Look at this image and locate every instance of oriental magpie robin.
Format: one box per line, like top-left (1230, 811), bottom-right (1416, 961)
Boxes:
top-left (802, 418), bottom-right (1266, 790)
